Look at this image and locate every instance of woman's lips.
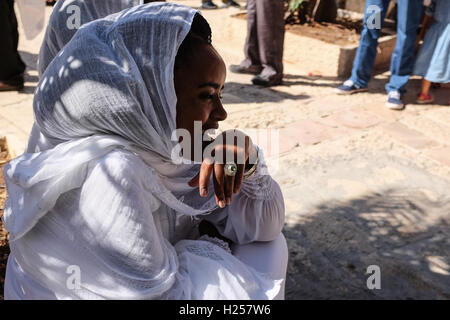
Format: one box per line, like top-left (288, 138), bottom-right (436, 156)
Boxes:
top-left (202, 123), bottom-right (219, 132)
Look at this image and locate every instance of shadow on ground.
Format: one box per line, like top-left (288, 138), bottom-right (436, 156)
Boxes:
top-left (223, 81), bottom-right (310, 104)
top-left (284, 188), bottom-right (450, 299)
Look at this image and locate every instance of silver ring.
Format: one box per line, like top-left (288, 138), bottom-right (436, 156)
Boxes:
top-left (224, 162), bottom-right (237, 177)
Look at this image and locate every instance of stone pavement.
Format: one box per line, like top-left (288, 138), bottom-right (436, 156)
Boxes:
top-left (0, 1), bottom-right (449, 299)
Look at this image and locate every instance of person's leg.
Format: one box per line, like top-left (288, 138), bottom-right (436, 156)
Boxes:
top-left (0, 0), bottom-right (26, 90)
top-left (230, 0), bottom-right (262, 74)
top-left (349, 0), bottom-right (390, 88)
top-left (416, 78), bottom-right (434, 103)
top-left (232, 233), bottom-right (288, 300)
top-left (421, 79), bottom-right (432, 95)
top-left (385, 0), bottom-right (423, 95)
top-left (242, 0), bottom-right (260, 68)
top-left (252, 0), bottom-right (285, 85)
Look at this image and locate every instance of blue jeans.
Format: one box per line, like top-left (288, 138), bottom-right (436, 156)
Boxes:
top-left (350, 0), bottom-right (423, 94)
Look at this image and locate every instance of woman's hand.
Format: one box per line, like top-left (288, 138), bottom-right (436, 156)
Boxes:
top-left (188, 129), bottom-right (256, 208)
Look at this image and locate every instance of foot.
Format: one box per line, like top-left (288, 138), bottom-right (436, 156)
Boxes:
top-left (334, 80), bottom-right (368, 95)
top-left (386, 91), bottom-right (404, 110)
top-left (229, 64), bottom-right (262, 75)
top-left (0, 81), bottom-right (24, 92)
top-left (251, 73), bottom-right (282, 87)
top-left (201, 1), bottom-right (218, 9)
top-left (222, 0), bottom-right (241, 8)
top-left (416, 93), bottom-right (434, 104)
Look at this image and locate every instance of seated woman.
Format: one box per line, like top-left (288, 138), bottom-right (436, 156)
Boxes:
top-left (3, 3), bottom-right (287, 299)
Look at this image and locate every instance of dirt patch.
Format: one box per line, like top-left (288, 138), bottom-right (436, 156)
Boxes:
top-left (0, 137), bottom-right (11, 301)
top-left (233, 12), bottom-right (364, 46)
top-left (233, 12), bottom-right (395, 46)
top-left (285, 19), bottom-right (362, 46)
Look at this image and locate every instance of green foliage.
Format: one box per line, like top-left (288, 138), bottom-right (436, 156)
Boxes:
top-left (288, 0), bottom-right (306, 12)
top-left (284, 0), bottom-right (338, 23)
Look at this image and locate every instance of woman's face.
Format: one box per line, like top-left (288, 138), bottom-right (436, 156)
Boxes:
top-left (174, 44), bottom-right (227, 158)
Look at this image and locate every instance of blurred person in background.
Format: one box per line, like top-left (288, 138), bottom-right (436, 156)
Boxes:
top-left (413, 0), bottom-right (450, 104)
top-left (0, 0), bottom-right (26, 91)
top-left (229, 0), bottom-right (285, 86)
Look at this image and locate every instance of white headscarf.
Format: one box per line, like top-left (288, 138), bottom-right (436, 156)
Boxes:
top-left (38, 0), bottom-right (145, 76)
top-left (4, 2), bottom-right (218, 241)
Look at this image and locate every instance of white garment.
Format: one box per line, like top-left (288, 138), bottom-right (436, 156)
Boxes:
top-left (3, 3), bottom-right (286, 299)
top-left (15, 0), bottom-right (45, 40)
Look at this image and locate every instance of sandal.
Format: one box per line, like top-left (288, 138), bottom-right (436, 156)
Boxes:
top-left (416, 93), bottom-right (434, 104)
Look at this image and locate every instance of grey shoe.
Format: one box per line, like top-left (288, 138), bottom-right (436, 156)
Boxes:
top-left (229, 64), bottom-right (262, 75)
top-left (386, 90), bottom-right (405, 110)
top-left (222, 0), bottom-right (241, 8)
top-left (201, 1), bottom-right (218, 9)
top-left (251, 73), bottom-right (282, 86)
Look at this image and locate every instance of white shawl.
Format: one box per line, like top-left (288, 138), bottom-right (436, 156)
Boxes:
top-left (38, 0), bottom-right (145, 76)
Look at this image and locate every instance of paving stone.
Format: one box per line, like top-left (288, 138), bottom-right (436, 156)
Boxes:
top-left (425, 108), bottom-right (450, 127)
top-left (361, 102), bottom-right (403, 122)
top-left (281, 119), bottom-right (334, 146)
top-left (382, 122), bottom-right (439, 150)
top-left (321, 108), bottom-right (382, 129)
top-left (425, 146), bottom-right (450, 167)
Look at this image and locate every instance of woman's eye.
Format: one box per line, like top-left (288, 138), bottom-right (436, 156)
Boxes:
top-left (199, 93), bottom-right (215, 100)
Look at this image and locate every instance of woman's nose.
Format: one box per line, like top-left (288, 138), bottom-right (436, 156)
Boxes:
top-left (214, 99), bottom-right (227, 121)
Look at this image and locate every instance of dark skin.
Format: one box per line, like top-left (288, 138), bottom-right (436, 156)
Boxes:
top-left (175, 44), bottom-right (256, 209)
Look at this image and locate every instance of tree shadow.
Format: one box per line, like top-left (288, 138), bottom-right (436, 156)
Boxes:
top-left (284, 188), bottom-right (450, 299)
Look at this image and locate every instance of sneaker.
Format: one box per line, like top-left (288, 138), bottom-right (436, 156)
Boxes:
top-left (386, 91), bottom-right (404, 110)
top-left (201, 1), bottom-right (218, 9)
top-left (251, 73), bottom-right (282, 87)
top-left (334, 80), bottom-right (368, 95)
top-left (229, 64), bottom-right (262, 75)
top-left (416, 93), bottom-right (434, 104)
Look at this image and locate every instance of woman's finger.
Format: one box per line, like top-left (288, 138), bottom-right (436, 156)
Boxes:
top-left (213, 163), bottom-right (225, 208)
top-left (224, 172), bottom-right (235, 205)
top-left (188, 173), bottom-right (200, 187)
top-left (233, 163), bottom-right (245, 194)
top-left (198, 158), bottom-right (214, 197)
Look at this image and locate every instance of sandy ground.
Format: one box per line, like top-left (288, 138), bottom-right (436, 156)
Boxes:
top-left (0, 0), bottom-right (449, 299)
